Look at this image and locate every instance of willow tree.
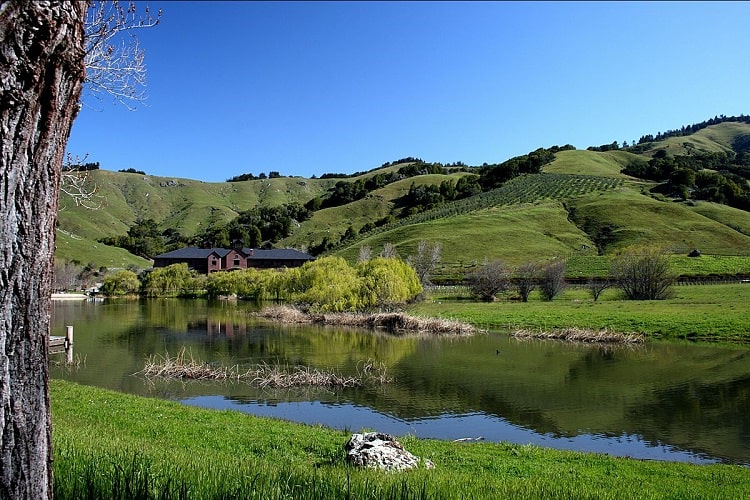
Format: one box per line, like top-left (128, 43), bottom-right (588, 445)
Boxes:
top-left (0, 2), bottom-right (88, 498)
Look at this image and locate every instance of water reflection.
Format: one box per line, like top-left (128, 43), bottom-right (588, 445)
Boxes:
top-left (51, 299), bottom-right (750, 465)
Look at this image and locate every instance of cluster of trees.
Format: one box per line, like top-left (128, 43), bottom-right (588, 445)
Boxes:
top-left (99, 218), bottom-right (169, 259)
top-left (100, 203), bottom-right (312, 259)
top-left (226, 171), bottom-right (283, 182)
top-left (118, 167), bottom-right (146, 175)
top-left (587, 141), bottom-right (628, 152)
top-left (623, 149), bottom-right (750, 210)
top-left (398, 176), bottom-right (483, 215)
top-left (465, 246), bottom-right (675, 302)
top-left (477, 146), bottom-right (574, 190)
top-left (193, 203), bottom-right (311, 249)
top-left (53, 261), bottom-right (109, 292)
top-left (465, 259), bottom-right (567, 302)
top-left (634, 114), bottom-right (750, 146)
top-left (102, 256), bottom-right (423, 312)
top-left (304, 161), bottom-right (449, 211)
top-left (62, 161), bottom-right (100, 172)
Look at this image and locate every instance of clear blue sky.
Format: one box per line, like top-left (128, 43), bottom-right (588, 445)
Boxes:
top-left (66, 1), bottom-right (750, 183)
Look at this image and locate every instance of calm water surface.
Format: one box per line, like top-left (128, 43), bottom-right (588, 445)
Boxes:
top-left (51, 298), bottom-right (750, 466)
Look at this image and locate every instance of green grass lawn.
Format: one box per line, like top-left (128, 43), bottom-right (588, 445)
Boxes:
top-left (51, 380), bottom-right (750, 499)
top-left (411, 283), bottom-right (750, 342)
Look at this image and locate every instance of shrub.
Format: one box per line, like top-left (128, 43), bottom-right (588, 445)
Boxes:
top-left (610, 246), bottom-right (675, 300)
top-left (100, 270), bottom-right (140, 296)
top-left (539, 260), bottom-right (567, 301)
top-left (465, 260), bottom-right (510, 302)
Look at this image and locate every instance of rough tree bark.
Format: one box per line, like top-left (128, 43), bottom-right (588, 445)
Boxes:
top-left (0, 2), bottom-right (87, 498)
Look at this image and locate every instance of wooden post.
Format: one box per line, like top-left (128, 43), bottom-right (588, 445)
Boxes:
top-left (65, 325), bottom-right (73, 364)
top-left (64, 325), bottom-right (73, 349)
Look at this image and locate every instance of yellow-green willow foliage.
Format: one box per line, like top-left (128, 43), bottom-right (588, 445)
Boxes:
top-left (205, 268), bottom-right (287, 300)
top-left (100, 269), bottom-right (140, 296)
top-left (356, 257), bottom-right (422, 310)
top-left (289, 256), bottom-right (362, 312)
top-left (145, 256), bottom-right (422, 311)
top-left (286, 256), bottom-right (422, 312)
top-left (141, 263), bottom-right (200, 297)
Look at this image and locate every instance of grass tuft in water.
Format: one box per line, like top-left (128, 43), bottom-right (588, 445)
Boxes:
top-left (138, 347), bottom-right (392, 388)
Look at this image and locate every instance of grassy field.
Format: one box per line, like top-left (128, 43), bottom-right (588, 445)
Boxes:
top-left (51, 380), bottom-right (750, 499)
top-left (55, 229), bottom-right (151, 270)
top-left (410, 283), bottom-right (750, 342)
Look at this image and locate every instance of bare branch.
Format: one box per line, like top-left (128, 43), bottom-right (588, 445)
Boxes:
top-left (83, 1), bottom-right (162, 110)
top-left (60, 153), bottom-right (103, 210)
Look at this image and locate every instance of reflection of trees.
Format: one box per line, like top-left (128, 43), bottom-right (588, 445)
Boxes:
top-left (625, 376), bottom-right (750, 464)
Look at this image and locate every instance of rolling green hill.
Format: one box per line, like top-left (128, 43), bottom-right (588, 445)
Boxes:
top-left (55, 120), bottom-right (750, 280)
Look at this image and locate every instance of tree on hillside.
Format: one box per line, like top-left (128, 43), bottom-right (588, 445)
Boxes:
top-left (610, 246), bottom-right (675, 300)
top-left (538, 260), bottom-right (567, 301)
top-left (514, 262), bottom-right (539, 302)
top-left (465, 260), bottom-right (511, 302)
top-left (358, 245), bottom-right (373, 262)
top-left (0, 3), bottom-right (87, 496)
top-left (587, 278), bottom-right (611, 302)
top-left (381, 242), bottom-right (399, 258)
top-left (408, 240), bottom-right (442, 287)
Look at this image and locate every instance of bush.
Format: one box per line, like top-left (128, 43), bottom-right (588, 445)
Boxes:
top-left (610, 246), bottom-right (675, 300)
top-left (539, 260), bottom-right (567, 301)
top-left (465, 260), bottom-right (510, 302)
top-left (100, 270), bottom-right (140, 296)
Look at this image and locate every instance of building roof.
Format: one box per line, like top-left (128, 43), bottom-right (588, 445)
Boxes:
top-left (153, 247), bottom-right (230, 259)
top-left (154, 247), bottom-right (315, 261)
top-left (242, 248), bottom-right (315, 261)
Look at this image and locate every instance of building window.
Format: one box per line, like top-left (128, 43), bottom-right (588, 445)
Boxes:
top-left (211, 258), bottom-right (217, 266)
top-left (233, 258), bottom-right (240, 267)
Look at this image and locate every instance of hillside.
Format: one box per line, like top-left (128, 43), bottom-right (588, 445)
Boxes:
top-left (56, 119), bottom-right (750, 280)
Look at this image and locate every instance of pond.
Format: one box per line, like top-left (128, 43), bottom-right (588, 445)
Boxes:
top-left (51, 298), bottom-right (750, 466)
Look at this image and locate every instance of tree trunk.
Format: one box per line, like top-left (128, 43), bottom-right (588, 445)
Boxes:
top-left (0, 2), bottom-right (87, 498)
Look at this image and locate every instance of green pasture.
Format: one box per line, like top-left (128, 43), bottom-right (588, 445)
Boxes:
top-left (411, 283), bottom-right (750, 342)
top-left (55, 229), bottom-right (151, 271)
top-left (543, 149), bottom-right (642, 178)
top-left (565, 190), bottom-right (750, 255)
top-left (51, 380), bottom-right (749, 499)
top-left (646, 121), bottom-right (746, 157)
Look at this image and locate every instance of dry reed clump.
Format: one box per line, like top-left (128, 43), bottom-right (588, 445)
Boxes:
top-left (513, 327), bottom-right (644, 344)
top-left (138, 348), bottom-right (392, 388)
top-left (256, 306), bottom-right (479, 335)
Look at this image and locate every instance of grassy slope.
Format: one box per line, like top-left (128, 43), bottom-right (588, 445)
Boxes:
top-left (543, 149), bottom-right (642, 178)
top-left (52, 379), bottom-right (750, 499)
top-left (281, 172), bottom-right (473, 249)
top-left (565, 190), bottom-right (750, 255)
top-left (336, 201), bottom-right (595, 267)
top-left (640, 121), bottom-right (749, 157)
top-left (55, 230), bottom-right (151, 270)
top-left (56, 122), bottom-right (750, 273)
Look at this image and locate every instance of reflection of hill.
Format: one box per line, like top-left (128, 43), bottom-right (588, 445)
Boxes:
top-left (626, 375), bottom-right (750, 464)
top-left (370, 335), bottom-right (750, 464)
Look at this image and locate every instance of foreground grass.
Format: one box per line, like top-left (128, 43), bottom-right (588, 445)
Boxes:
top-left (411, 283), bottom-right (750, 342)
top-left (51, 380), bottom-right (748, 499)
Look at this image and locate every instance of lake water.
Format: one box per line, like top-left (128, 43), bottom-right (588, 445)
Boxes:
top-left (51, 298), bottom-right (750, 466)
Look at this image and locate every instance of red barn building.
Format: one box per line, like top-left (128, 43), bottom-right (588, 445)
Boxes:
top-left (152, 247), bottom-right (315, 274)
